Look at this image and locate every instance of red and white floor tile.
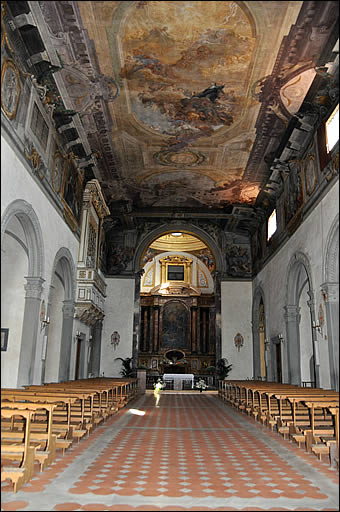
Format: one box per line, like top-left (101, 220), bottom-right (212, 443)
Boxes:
top-left (1, 392), bottom-right (338, 511)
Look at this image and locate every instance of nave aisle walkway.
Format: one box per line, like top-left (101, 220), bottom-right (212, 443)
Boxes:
top-left (1, 391), bottom-right (338, 511)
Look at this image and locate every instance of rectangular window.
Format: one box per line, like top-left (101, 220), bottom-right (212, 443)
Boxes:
top-left (30, 102), bottom-right (49, 150)
top-left (326, 104), bottom-right (339, 153)
top-left (167, 265), bottom-right (184, 281)
top-left (267, 209), bottom-right (277, 241)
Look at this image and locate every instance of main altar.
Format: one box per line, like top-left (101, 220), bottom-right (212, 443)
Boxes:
top-left (163, 373), bottom-right (194, 390)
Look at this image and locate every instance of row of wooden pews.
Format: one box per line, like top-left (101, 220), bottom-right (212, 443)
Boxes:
top-left (218, 380), bottom-right (339, 468)
top-left (1, 377), bottom-right (138, 493)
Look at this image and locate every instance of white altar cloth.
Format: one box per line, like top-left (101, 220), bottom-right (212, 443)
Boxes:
top-left (163, 373), bottom-right (194, 390)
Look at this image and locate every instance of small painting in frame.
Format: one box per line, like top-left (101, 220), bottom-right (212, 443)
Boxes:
top-left (1, 328), bottom-right (9, 351)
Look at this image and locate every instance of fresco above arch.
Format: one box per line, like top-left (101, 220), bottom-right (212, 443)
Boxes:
top-left (119, 1), bottom-right (255, 144)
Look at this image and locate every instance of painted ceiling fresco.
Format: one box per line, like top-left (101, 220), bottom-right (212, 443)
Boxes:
top-left (28, 0), bottom-right (337, 232)
top-left (76, 0), bottom-right (305, 211)
top-left (120, 2), bottom-right (254, 139)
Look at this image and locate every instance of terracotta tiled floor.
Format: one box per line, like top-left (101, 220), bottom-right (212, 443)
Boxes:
top-left (1, 391), bottom-right (338, 511)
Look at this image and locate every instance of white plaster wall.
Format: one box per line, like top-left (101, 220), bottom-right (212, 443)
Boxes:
top-left (101, 278), bottom-right (135, 377)
top-left (253, 179), bottom-right (338, 387)
top-left (221, 281), bottom-right (253, 379)
top-left (1, 232), bottom-right (27, 387)
top-left (1, 135), bottom-right (79, 386)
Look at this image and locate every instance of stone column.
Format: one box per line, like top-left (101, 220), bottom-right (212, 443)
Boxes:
top-left (209, 307), bottom-right (216, 354)
top-left (58, 299), bottom-right (75, 382)
top-left (153, 306), bottom-right (159, 352)
top-left (202, 310), bottom-right (207, 353)
top-left (91, 320), bottom-right (103, 378)
top-left (132, 270), bottom-right (144, 375)
top-left (196, 306), bottom-right (200, 355)
top-left (17, 276), bottom-right (44, 387)
top-left (40, 284), bottom-right (55, 384)
top-left (143, 308), bottom-right (148, 352)
top-left (284, 304), bottom-right (301, 385)
top-left (149, 306), bottom-right (154, 354)
top-left (321, 282), bottom-right (339, 390)
top-left (191, 307), bottom-right (197, 352)
top-left (307, 292), bottom-right (320, 388)
top-left (214, 272), bottom-right (222, 361)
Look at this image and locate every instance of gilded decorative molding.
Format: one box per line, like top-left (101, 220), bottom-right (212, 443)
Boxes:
top-left (1, 57), bottom-right (21, 120)
top-left (24, 144), bottom-right (45, 180)
top-left (82, 179), bottom-right (110, 219)
top-left (1, 2), bottom-right (14, 53)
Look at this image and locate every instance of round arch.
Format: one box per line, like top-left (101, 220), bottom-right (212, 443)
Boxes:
top-left (322, 213), bottom-right (339, 390)
top-left (252, 285), bottom-right (267, 380)
top-left (1, 199), bottom-right (45, 278)
top-left (44, 247), bottom-right (76, 383)
top-left (133, 222), bottom-right (225, 274)
top-left (324, 213), bottom-right (339, 283)
top-left (48, 247), bottom-right (76, 303)
top-left (286, 251), bottom-right (315, 306)
top-left (1, 199), bottom-right (45, 387)
top-left (285, 251), bottom-right (317, 386)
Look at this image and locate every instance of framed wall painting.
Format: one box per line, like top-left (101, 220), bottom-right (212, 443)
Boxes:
top-left (283, 159), bottom-right (305, 227)
top-left (61, 155), bottom-right (84, 226)
top-left (1, 58), bottom-right (21, 120)
top-left (52, 150), bottom-right (65, 194)
top-left (304, 153), bottom-right (317, 196)
top-left (1, 328), bottom-right (9, 351)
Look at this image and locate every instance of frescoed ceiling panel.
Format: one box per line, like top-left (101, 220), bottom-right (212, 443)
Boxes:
top-left (77, 0), bottom-right (305, 212)
top-left (16, 0), bottom-right (338, 236)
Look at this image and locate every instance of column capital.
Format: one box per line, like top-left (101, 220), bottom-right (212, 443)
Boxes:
top-left (24, 276), bottom-right (44, 299)
top-left (284, 304), bottom-right (301, 320)
top-left (321, 282), bottom-right (339, 303)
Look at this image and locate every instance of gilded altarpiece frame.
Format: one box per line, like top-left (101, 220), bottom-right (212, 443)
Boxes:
top-left (160, 300), bottom-right (190, 350)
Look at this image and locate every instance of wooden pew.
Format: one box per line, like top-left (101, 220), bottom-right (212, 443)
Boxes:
top-left (1, 402), bottom-right (57, 471)
top-left (1, 409), bottom-right (35, 493)
top-left (1, 390), bottom-right (87, 442)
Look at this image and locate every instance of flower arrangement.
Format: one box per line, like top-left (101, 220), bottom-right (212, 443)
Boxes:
top-left (153, 378), bottom-right (165, 393)
top-left (195, 378), bottom-right (208, 392)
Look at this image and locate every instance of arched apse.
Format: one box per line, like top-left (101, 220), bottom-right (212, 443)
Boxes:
top-left (322, 214), bottom-right (339, 390)
top-left (131, 222), bottom-right (224, 370)
top-left (133, 223), bottom-right (224, 274)
top-left (252, 286), bottom-right (267, 380)
top-left (1, 199), bottom-right (45, 387)
top-left (43, 247), bottom-right (76, 383)
top-left (285, 251), bottom-right (318, 387)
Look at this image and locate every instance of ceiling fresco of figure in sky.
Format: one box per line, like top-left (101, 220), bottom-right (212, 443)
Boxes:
top-left (119, 1), bottom-right (255, 149)
top-left (66, 0), bottom-right (329, 216)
